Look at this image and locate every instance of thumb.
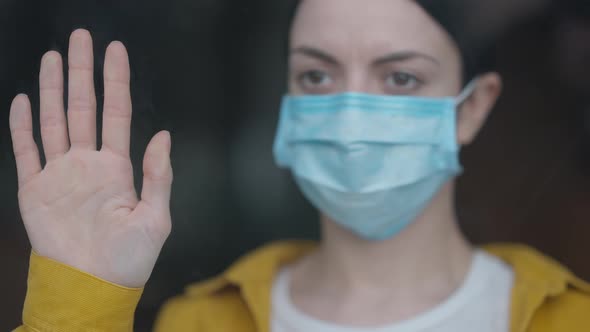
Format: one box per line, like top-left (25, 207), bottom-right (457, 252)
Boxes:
top-left (140, 131), bottom-right (173, 211)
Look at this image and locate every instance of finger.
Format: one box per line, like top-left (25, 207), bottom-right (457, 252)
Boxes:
top-left (67, 29), bottom-right (97, 150)
top-left (39, 51), bottom-right (69, 161)
top-left (9, 95), bottom-right (42, 188)
top-left (140, 131), bottom-right (173, 211)
top-left (101, 41), bottom-right (132, 157)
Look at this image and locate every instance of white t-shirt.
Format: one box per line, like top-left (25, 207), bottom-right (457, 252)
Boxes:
top-left (271, 250), bottom-right (514, 332)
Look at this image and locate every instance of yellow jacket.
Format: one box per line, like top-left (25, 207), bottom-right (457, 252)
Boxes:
top-left (15, 241), bottom-right (590, 332)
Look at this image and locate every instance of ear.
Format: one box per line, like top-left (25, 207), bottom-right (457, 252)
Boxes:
top-left (457, 72), bottom-right (502, 146)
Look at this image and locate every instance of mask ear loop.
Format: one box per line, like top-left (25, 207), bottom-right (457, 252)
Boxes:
top-left (455, 78), bottom-right (479, 106)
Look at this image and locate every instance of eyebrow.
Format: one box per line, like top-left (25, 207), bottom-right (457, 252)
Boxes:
top-left (290, 46), bottom-right (339, 65)
top-left (290, 46), bottom-right (439, 66)
top-left (373, 51), bottom-right (440, 66)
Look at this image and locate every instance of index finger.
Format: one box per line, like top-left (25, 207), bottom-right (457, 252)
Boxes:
top-left (101, 41), bottom-right (132, 157)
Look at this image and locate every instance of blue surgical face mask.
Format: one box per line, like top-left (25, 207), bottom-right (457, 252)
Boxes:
top-left (273, 82), bottom-right (477, 240)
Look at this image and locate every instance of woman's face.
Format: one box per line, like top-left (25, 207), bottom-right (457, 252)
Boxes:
top-left (288, 0), bottom-right (464, 97)
top-left (288, 0), bottom-right (502, 146)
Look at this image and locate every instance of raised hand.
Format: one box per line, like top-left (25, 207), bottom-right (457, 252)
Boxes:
top-left (9, 29), bottom-right (173, 288)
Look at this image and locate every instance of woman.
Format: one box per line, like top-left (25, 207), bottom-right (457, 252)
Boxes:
top-left (10, 0), bottom-right (590, 331)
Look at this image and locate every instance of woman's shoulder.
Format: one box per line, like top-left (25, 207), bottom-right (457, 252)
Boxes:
top-left (485, 243), bottom-right (590, 331)
top-left (154, 240), bottom-right (317, 331)
top-left (484, 243), bottom-right (590, 288)
top-left (155, 242), bottom-right (590, 331)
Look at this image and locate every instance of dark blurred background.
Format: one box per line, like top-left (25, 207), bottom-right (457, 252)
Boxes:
top-left (1, 0), bottom-right (590, 330)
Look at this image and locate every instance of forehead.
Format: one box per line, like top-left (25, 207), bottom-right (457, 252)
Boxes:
top-left (290, 0), bottom-right (458, 60)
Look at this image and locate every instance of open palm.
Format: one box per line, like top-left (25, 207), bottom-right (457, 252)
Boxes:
top-left (9, 29), bottom-right (173, 288)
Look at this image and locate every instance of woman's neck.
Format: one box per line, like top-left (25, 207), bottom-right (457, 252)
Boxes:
top-left (288, 182), bottom-right (474, 325)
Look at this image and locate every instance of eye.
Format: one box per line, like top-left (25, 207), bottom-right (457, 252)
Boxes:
top-left (385, 72), bottom-right (421, 91)
top-left (298, 70), bottom-right (333, 90)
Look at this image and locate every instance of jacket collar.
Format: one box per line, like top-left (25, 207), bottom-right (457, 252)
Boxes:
top-left (186, 241), bottom-right (316, 332)
top-left (484, 244), bottom-right (590, 332)
top-left (187, 241), bottom-right (590, 332)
